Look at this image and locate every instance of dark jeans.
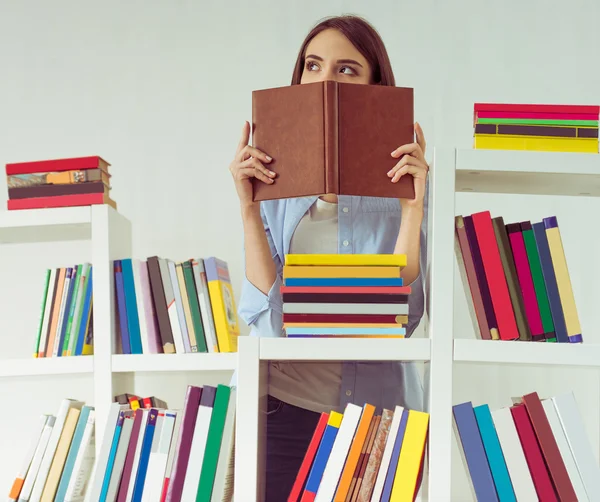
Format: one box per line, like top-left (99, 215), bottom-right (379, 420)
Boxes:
top-left (266, 395), bottom-right (321, 501)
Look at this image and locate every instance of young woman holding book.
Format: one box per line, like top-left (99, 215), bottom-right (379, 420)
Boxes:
top-left (231, 15), bottom-right (429, 499)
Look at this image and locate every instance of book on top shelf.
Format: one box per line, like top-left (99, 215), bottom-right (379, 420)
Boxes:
top-left (251, 81), bottom-right (415, 201)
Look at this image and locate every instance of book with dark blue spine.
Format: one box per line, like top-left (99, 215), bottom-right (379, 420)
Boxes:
top-left (131, 408), bottom-right (159, 502)
top-left (121, 258), bottom-right (143, 354)
top-left (284, 277), bottom-right (404, 287)
top-left (381, 408), bottom-right (408, 502)
top-left (75, 267), bottom-right (92, 356)
top-left (115, 260), bottom-right (131, 354)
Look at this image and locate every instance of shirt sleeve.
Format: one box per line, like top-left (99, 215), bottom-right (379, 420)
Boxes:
top-left (237, 204), bottom-right (285, 338)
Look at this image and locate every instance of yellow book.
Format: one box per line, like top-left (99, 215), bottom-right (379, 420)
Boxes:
top-left (390, 410), bottom-right (429, 501)
top-left (40, 407), bottom-right (81, 502)
top-left (205, 258), bottom-right (240, 352)
top-left (285, 254), bottom-right (407, 267)
top-left (329, 411), bottom-right (343, 428)
top-left (283, 265), bottom-right (402, 279)
top-left (473, 134), bottom-right (598, 153)
top-left (544, 217), bottom-right (582, 342)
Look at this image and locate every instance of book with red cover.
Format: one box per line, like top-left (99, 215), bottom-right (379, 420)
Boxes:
top-left (7, 192), bottom-right (116, 210)
top-left (252, 81), bottom-right (414, 201)
top-left (474, 103), bottom-right (599, 115)
top-left (5, 155), bottom-right (110, 175)
top-left (280, 286), bottom-right (411, 295)
top-left (282, 314), bottom-right (406, 324)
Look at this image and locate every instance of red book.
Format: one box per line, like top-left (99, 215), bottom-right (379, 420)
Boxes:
top-left (510, 404), bottom-right (557, 501)
top-left (288, 413), bottom-right (329, 502)
top-left (7, 192), bottom-right (115, 210)
top-left (471, 211), bottom-right (519, 340)
top-left (5, 155), bottom-right (110, 175)
top-left (476, 110), bottom-right (598, 121)
top-left (280, 286), bottom-right (411, 295)
top-left (473, 103), bottom-right (599, 115)
top-left (282, 314), bottom-right (405, 324)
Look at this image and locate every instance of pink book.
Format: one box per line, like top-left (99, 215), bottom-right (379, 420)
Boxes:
top-left (140, 260), bottom-right (162, 353)
top-left (506, 224), bottom-right (545, 341)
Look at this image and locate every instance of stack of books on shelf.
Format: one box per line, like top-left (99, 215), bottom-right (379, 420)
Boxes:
top-left (455, 210), bottom-right (581, 343)
top-left (281, 254), bottom-right (410, 338)
top-left (5, 155), bottom-right (116, 210)
top-left (288, 402), bottom-right (428, 501)
top-left (86, 384), bottom-right (236, 502)
top-left (473, 102), bottom-right (599, 153)
top-left (34, 263), bottom-right (94, 358)
top-left (454, 391), bottom-right (600, 501)
top-left (114, 256), bottom-right (239, 355)
top-left (8, 398), bottom-right (96, 502)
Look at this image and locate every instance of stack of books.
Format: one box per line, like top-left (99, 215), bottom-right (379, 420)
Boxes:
top-left (281, 254), bottom-right (410, 339)
top-left (454, 391), bottom-right (600, 501)
top-left (288, 402), bottom-right (429, 501)
top-left (5, 155), bottom-right (116, 210)
top-left (473, 103), bottom-right (599, 153)
top-left (86, 384), bottom-right (236, 502)
top-left (34, 263), bottom-right (94, 358)
top-left (113, 255), bottom-right (240, 354)
top-left (455, 210), bottom-right (581, 343)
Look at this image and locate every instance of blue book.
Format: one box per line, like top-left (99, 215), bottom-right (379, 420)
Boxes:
top-left (474, 404), bottom-right (516, 501)
top-left (75, 268), bottom-right (93, 356)
top-left (100, 410), bottom-right (126, 501)
top-left (121, 259), bottom-right (143, 354)
top-left (303, 416), bottom-right (341, 496)
top-left (284, 277), bottom-right (404, 287)
top-left (131, 408), bottom-right (159, 502)
top-left (115, 260), bottom-right (131, 354)
top-left (453, 402), bottom-right (498, 501)
top-left (381, 408), bottom-right (408, 502)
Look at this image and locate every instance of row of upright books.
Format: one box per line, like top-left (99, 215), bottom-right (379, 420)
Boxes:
top-left (34, 264), bottom-right (94, 358)
top-left (114, 256), bottom-right (240, 354)
top-left (288, 402), bottom-right (428, 501)
top-left (472, 102), bottom-right (599, 153)
top-left (282, 254), bottom-right (409, 338)
top-left (455, 210), bottom-right (581, 342)
top-left (5, 156), bottom-right (116, 210)
top-left (454, 391), bottom-right (600, 501)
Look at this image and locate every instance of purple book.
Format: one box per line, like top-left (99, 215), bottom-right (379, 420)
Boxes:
top-left (381, 409), bottom-right (408, 502)
top-left (139, 260), bottom-right (162, 354)
top-left (165, 385), bottom-right (203, 502)
top-left (117, 410), bottom-right (145, 502)
top-left (115, 260), bottom-right (131, 354)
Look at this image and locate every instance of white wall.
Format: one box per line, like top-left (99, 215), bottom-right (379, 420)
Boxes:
top-left (1, 0), bottom-right (599, 499)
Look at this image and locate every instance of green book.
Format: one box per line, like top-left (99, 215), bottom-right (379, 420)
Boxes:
top-left (477, 117), bottom-right (599, 127)
top-left (183, 261), bottom-right (208, 353)
top-left (68, 263), bottom-right (91, 356)
top-left (521, 221), bottom-right (556, 342)
top-left (62, 264), bottom-right (83, 355)
top-left (35, 269), bottom-right (52, 357)
top-left (196, 384), bottom-right (232, 501)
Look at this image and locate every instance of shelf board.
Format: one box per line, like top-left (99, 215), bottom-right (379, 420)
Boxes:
top-left (0, 206), bottom-right (92, 244)
top-left (455, 148), bottom-right (600, 197)
top-left (259, 338), bottom-right (431, 361)
top-left (111, 353), bottom-right (237, 373)
top-left (454, 339), bottom-right (600, 367)
top-left (0, 355), bottom-right (94, 377)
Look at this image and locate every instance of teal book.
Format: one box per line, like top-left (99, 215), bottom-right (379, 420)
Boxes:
top-left (121, 258), bottom-right (143, 354)
top-left (99, 410), bottom-right (126, 501)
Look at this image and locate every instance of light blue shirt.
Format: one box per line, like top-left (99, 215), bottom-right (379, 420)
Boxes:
top-left (237, 192), bottom-right (428, 413)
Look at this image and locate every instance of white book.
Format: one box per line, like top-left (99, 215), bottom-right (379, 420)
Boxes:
top-left (139, 260), bottom-right (160, 354)
top-left (371, 405), bottom-right (403, 501)
top-left (162, 410), bottom-right (183, 497)
top-left (181, 396), bottom-right (215, 501)
top-left (141, 410), bottom-right (177, 502)
top-left (490, 406), bottom-right (537, 501)
top-left (158, 257), bottom-right (186, 354)
top-left (131, 259), bottom-right (150, 354)
top-left (29, 399), bottom-right (84, 502)
top-left (315, 403), bottom-right (362, 501)
top-left (168, 260), bottom-right (190, 352)
top-left (126, 409), bottom-right (150, 502)
top-left (191, 259), bottom-right (218, 353)
top-left (282, 302), bottom-right (409, 315)
top-left (210, 388), bottom-right (236, 502)
top-left (542, 398), bottom-right (588, 501)
top-left (67, 263), bottom-right (91, 356)
top-left (37, 269), bottom-right (56, 358)
top-left (18, 417), bottom-right (55, 502)
top-left (553, 392), bottom-right (600, 500)
top-left (105, 412), bottom-right (135, 502)
top-left (52, 270), bottom-right (73, 357)
top-left (9, 414), bottom-right (48, 502)
top-left (65, 410), bottom-right (96, 502)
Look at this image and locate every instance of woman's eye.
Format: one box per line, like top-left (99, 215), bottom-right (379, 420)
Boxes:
top-left (340, 66), bottom-right (355, 75)
top-left (306, 61), bottom-right (319, 71)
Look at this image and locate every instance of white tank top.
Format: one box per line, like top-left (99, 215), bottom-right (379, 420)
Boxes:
top-left (268, 198), bottom-right (344, 413)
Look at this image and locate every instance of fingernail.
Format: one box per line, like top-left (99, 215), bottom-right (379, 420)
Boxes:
top-left (269, 171), bottom-right (276, 177)
top-left (266, 155), bottom-right (272, 161)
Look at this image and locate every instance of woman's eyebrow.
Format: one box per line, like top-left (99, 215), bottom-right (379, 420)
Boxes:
top-left (336, 59), bottom-right (363, 67)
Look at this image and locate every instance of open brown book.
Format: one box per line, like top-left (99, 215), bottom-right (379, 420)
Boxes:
top-left (251, 81), bottom-right (415, 201)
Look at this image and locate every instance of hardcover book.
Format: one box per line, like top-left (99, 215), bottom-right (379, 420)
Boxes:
top-left (251, 81), bottom-right (415, 201)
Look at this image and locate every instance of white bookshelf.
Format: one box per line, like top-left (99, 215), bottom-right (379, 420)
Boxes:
top-left (111, 353), bottom-right (237, 373)
top-left (0, 355), bottom-right (94, 377)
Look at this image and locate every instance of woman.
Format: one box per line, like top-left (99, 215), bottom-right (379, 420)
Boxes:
top-left (230, 15), bottom-right (429, 499)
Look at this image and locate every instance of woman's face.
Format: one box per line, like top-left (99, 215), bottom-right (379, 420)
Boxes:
top-left (300, 28), bottom-right (372, 85)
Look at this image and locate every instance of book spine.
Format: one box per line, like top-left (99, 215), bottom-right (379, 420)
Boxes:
top-left (8, 181), bottom-right (106, 199)
top-left (324, 80), bottom-right (339, 194)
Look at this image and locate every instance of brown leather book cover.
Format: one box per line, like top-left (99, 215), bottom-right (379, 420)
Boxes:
top-left (147, 256), bottom-right (175, 353)
top-left (8, 181), bottom-right (108, 199)
top-left (252, 81), bottom-right (414, 201)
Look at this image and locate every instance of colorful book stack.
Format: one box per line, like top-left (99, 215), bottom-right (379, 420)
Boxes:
top-left (5, 155), bottom-right (116, 210)
top-left (288, 402), bottom-right (429, 502)
top-left (281, 254), bottom-right (410, 339)
top-left (473, 103), bottom-right (599, 153)
top-left (455, 211), bottom-right (581, 343)
top-left (34, 263), bottom-right (94, 358)
top-left (113, 255), bottom-right (240, 355)
top-left (454, 391), bottom-right (600, 501)
top-left (8, 398), bottom-right (96, 502)
top-left (85, 384), bottom-right (236, 502)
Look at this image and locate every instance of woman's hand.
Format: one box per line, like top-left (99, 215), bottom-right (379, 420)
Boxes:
top-left (387, 122), bottom-right (429, 209)
top-left (229, 121), bottom-right (276, 210)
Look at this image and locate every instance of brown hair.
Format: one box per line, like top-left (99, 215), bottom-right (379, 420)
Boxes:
top-left (290, 15), bottom-right (395, 86)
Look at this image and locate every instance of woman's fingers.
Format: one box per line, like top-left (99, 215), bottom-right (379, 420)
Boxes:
top-left (236, 121), bottom-right (251, 156)
top-left (387, 155), bottom-right (427, 177)
top-left (240, 157), bottom-right (276, 179)
top-left (237, 167), bottom-right (274, 184)
top-left (239, 144), bottom-right (273, 164)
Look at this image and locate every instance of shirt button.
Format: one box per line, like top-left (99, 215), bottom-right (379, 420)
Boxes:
top-left (346, 390), bottom-right (352, 396)
top-left (343, 240), bottom-right (349, 247)
top-left (343, 207), bottom-right (349, 213)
